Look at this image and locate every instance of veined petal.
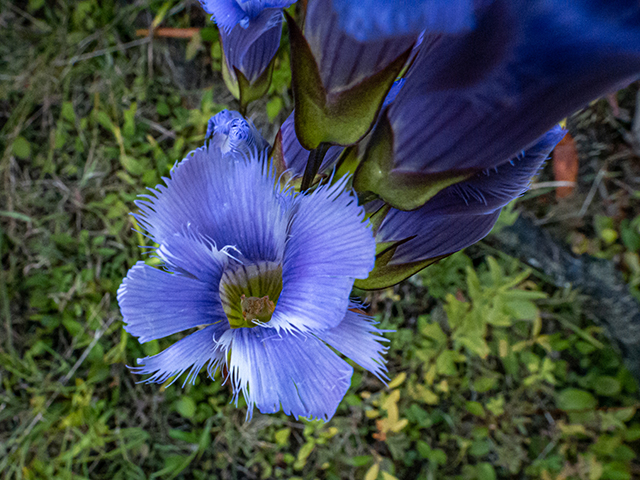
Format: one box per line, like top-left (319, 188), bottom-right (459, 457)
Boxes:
top-left (280, 112), bottom-right (344, 177)
top-left (378, 210), bottom-right (501, 265)
top-left (417, 126), bottom-right (565, 216)
top-left (316, 307), bottom-right (389, 382)
top-left (130, 325), bottom-right (226, 386)
top-left (223, 327), bottom-right (353, 420)
top-left (221, 8), bottom-right (283, 84)
top-left (271, 177), bottom-right (375, 332)
top-left (332, 0), bottom-right (475, 41)
top-left (135, 147), bottom-right (289, 264)
top-left (387, 0), bottom-right (640, 174)
top-left (118, 232), bottom-right (229, 343)
top-left (304, 0), bottom-right (416, 92)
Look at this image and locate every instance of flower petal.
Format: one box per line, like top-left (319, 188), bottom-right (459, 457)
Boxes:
top-left (387, 0), bottom-right (640, 175)
top-left (280, 112), bottom-right (344, 177)
top-left (271, 177), bottom-right (375, 332)
top-left (130, 325), bottom-right (226, 386)
top-left (135, 147), bottom-right (289, 264)
top-left (200, 0), bottom-right (247, 32)
top-left (304, 0), bottom-right (416, 92)
top-left (224, 327), bottom-right (353, 420)
top-left (221, 9), bottom-right (283, 84)
top-left (118, 232), bottom-right (229, 343)
top-left (331, 0), bottom-right (475, 41)
top-left (417, 126), bottom-right (565, 216)
top-left (378, 210), bottom-right (501, 265)
top-left (316, 307), bottom-right (389, 381)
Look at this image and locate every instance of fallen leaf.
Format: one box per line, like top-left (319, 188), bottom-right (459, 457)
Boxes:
top-left (552, 132), bottom-right (579, 199)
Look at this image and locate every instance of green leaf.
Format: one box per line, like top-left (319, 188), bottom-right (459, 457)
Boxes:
top-left (476, 463), bottom-right (497, 480)
top-left (286, 12), bottom-right (411, 149)
top-left (12, 136), bottom-right (31, 159)
top-left (557, 388), bottom-right (597, 411)
top-left (174, 396), bottom-right (196, 419)
top-left (436, 350), bottom-right (458, 376)
top-left (465, 401), bottom-right (486, 418)
top-left (595, 376), bottom-right (622, 397)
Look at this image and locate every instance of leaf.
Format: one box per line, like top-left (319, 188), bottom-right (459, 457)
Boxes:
top-left (594, 376), bottom-right (622, 397)
top-left (387, 372), bottom-right (406, 389)
top-left (557, 388), bottom-right (597, 411)
top-left (12, 136), bottom-right (31, 159)
top-left (552, 132), bottom-right (578, 199)
top-left (174, 396), bottom-right (196, 419)
top-left (364, 463), bottom-right (379, 480)
top-left (465, 401), bottom-right (486, 418)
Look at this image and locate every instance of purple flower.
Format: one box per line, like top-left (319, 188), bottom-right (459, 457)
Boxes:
top-left (117, 141), bottom-right (387, 420)
top-left (200, 0), bottom-right (296, 32)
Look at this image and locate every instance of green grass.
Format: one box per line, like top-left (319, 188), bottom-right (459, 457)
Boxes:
top-left (1, 1), bottom-right (639, 479)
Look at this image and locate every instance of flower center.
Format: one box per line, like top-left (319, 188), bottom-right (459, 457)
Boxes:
top-left (219, 261), bottom-right (282, 329)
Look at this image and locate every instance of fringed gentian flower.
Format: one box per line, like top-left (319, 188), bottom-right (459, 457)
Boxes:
top-left (356, 0), bottom-right (640, 208)
top-left (117, 141), bottom-right (388, 420)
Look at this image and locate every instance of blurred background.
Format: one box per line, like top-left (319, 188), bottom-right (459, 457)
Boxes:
top-left (2, 1), bottom-right (640, 479)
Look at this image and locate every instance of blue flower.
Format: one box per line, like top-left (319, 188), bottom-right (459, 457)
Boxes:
top-left (117, 142), bottom-right (386, 420)
top-left (200, 0), bottom-right (296, 31)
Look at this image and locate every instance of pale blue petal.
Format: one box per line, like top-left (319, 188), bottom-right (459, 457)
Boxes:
top-left (222, 327), bottom-right (353, 420)
top-left (316, 307), bottom-right (389, 382)
top-left (135, 147), bottom-right (288, 264)
top-left (118, 232), bottom-right (229, 343)
top-left (130, 325), bottom-right (226, 386)
top-left (270, 177), bottom-right (375, 332)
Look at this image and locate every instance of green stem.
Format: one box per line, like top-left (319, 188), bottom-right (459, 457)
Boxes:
top-left (301, 142), bottom-right (330, 191)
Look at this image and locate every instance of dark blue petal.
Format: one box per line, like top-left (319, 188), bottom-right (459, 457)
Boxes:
top-left (221, 9), bottom-right (283, 84)
top-left (417, 126), bottom-right (565, 216)
top-left (332, 0), bottom-right (475, 41)
top-left (280, 112), bottom-right (344, 177)
top-left (130, 325), bottom-right (226, 386)
top-left (387, 0), bottom-right (640, 174)
top-left (377, 209), bottom-right (501, 265)
top-left (223, 327), bottom-right (353, 420)
top-left (304, 0), bottom-right (416, 92)
top-left (271, 177), bottom-right (376, 333)
top-left (135, 147), bottom-right (289, 264)
top-left (118, 232), bottom-right (229, 343)
top-left (316, 307), bottom-right (389, 381)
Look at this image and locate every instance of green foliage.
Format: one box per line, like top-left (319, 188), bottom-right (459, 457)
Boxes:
top-left (1, 2), bottom-right (639, 480)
